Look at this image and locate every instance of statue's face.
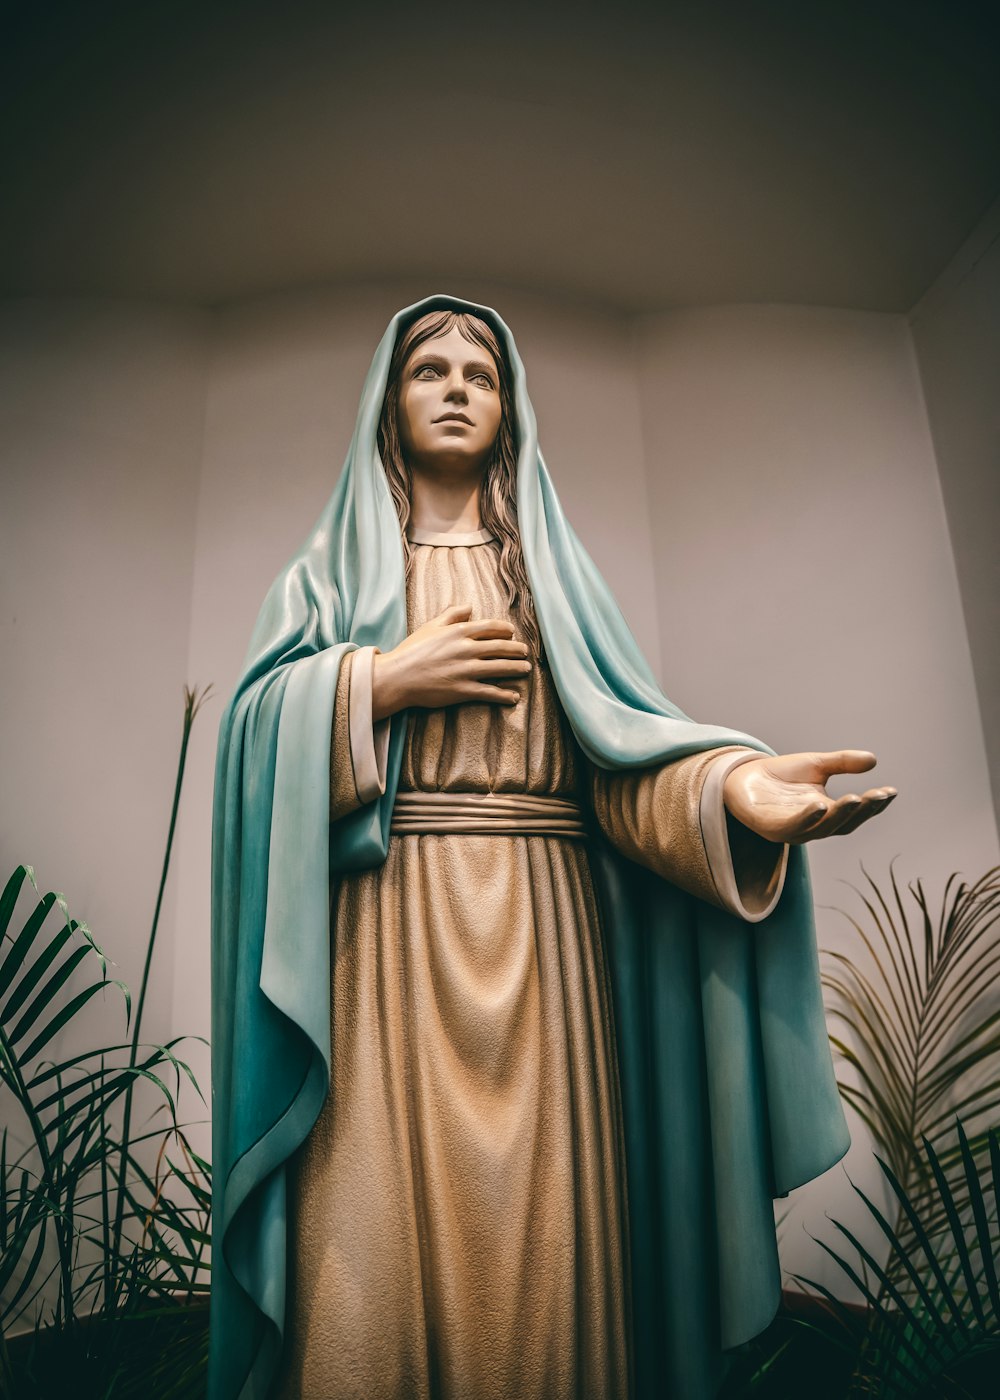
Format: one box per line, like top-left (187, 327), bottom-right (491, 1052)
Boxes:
top-left (397, 325), bottom-right (502, 477)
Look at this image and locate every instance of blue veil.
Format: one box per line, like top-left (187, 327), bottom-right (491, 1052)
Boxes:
top-left (209, 293), bottom-right (850, 1400)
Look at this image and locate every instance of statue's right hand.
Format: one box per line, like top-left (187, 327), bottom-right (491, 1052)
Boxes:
top-left (370, 604), bottom-right (532, 720)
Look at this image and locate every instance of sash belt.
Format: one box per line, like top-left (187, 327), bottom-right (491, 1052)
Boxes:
top-left (389, 790), bottom-right (588, 838)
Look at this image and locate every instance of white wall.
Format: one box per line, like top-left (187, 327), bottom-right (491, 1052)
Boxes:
top-left (635, 301), bottom-right (1000, 1290)
top-left (910, 198), bottom-right (1000, 830)
top-left (0, 300), bottom-right (209, 1048)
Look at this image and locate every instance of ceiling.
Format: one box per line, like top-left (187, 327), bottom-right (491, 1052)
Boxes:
top-left (2, 0), bottom-right (998, 313)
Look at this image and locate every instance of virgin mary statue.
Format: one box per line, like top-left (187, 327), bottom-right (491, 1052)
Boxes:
top-left (209, 294), bottom-right (895, 1400)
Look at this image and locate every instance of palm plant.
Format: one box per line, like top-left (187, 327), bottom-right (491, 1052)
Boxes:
top-left (799, 1121), bottom-right (1000, 1398)
top-left (816, 863), bottom-right (1000, 1396)
top-left (823, 864), bottom-right (1000, 1274)
top-left (0, 686), bottom-right (213, 1399)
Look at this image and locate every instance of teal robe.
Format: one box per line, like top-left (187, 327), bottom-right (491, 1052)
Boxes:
top-left (209, 293), bottom-right (850, 1400)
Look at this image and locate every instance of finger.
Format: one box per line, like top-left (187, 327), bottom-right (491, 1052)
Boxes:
top-left (789, 786), bottom-right (897, 842)
top-left (468, 658), bottom-right (533, 679)
top-left (463, 683), bottom-right (521, 705)
top-left (810, 750), bottom-right (878, 778)
top-left (455, 618), bottom-right (518, 640)
top-left (817, 784), bottom-right (896, 837)
top-left (789, 792), bottom-right (865, 842)
top-left (833, 790), bottom-right (897, 837)
top-left (434, 603), bottom-right (473, 621)
top-left (471, 639), bottom-right (531, 659)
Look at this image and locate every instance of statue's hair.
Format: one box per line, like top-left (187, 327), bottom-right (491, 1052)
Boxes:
top-left (377, 309), bottom-right (543, 660)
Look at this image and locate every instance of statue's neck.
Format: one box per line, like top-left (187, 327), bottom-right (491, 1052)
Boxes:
top-left (406, 463), bottom-right (484, 534)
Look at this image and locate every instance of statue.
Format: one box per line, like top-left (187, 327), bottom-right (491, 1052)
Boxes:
top-left (209, 294), bottom-right (896, 1400)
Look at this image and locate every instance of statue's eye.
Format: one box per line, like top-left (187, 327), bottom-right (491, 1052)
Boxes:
top-left (414, 365), bottom-right (440, 378)
top-left (471, 374), bottom-right (494, 389)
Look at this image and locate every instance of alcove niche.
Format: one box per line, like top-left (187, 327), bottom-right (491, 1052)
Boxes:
top-left (2, 1), bottom-right (998, 1313)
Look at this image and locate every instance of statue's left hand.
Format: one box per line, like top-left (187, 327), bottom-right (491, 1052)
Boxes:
top-left (722, 750), bottom-right (897, 844)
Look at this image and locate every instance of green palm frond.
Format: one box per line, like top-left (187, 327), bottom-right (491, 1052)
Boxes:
top-left (823, 864), bottom-right (1000, 1272)
top-left (819, 863), bottom-right (1000, 1399)
top-left (1, 684), bottom-right (214, 1396)
top-left (797, 1122), bottom-right (1000, 1399)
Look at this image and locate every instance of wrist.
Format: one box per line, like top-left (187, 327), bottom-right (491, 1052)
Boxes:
top-left (721, 753), bottom-right (763, 819)
top-left (722, 769), bottom-right (743, 813)
top-left (371, 649), bottom-right (406, 721)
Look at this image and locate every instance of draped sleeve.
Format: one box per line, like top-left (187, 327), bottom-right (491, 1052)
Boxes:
top-left (330, 646), bottom-right (391, 820)
top-left (589, 746), bottom-right (790, 922)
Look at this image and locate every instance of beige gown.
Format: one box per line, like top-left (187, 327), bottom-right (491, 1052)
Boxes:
top-left (274, 528), bottom-right (786, 1400)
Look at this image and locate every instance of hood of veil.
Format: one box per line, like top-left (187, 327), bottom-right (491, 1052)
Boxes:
top-left (209, 294), bottom-right (850, 1400)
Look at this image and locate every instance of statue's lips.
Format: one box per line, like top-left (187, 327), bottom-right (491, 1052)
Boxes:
top-left (433, 414), bottom-right (473, 426)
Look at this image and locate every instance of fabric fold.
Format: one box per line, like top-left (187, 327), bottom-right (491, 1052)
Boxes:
top-left (346, 644), bottom-right (391, 803)
top-left (699, 750), bottom-right (789, 921)
top-left (389, 789), bottom-right (589, 836)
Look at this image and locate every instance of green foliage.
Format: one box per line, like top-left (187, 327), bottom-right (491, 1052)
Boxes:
top-left (0, 686), bottom-right (212, 1398)
top-left (809, 864), bottom-right (1000, 1397)
top-left (798, 1122), bottom-right (1000, 1399)
top-left (824, 864), bottom-right (1000, 1250)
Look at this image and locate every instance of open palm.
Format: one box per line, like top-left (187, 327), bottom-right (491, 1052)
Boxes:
top-left (723, 749), bottom-right (897, 844)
